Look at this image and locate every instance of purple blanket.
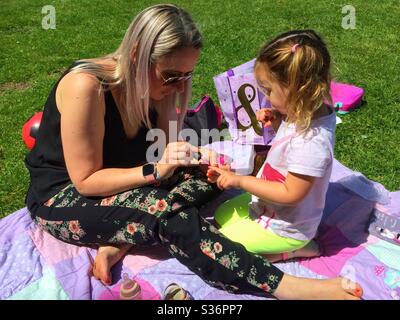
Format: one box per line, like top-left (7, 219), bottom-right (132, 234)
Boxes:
top-left (1, 160), bottom-right (399, 300)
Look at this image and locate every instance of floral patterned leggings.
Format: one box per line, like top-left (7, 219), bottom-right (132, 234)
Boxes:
top-left (30, 167), bottom-right (283, 296)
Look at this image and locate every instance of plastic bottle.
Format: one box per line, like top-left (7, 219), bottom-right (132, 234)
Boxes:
top-left (119, 273), bottom-right (141, 300)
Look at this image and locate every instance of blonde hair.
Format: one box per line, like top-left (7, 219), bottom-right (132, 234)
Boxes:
top-left (256, 30), bottom-right (331, 131)
top-left (70, 4), bottom-right (202, 137)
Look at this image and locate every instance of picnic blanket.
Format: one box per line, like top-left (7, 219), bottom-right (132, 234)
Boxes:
top-left (1, 159), bottom-right (399, 300)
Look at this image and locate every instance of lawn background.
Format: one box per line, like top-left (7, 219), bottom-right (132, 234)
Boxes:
top-left (1, 0), bottom-right (399, 217)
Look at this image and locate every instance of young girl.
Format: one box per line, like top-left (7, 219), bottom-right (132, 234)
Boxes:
top-left (208, 29), bottom-right (336, 262)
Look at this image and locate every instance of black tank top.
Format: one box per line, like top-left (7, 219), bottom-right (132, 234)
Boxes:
top-left (25, 61), bottom-right (157, 207)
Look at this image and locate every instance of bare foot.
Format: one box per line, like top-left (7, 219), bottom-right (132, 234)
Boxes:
top-left (263, 240), bottom-right (321, 263)
top-left (273, 274), bottom-right (363, 300)
top-left (90, 244), bottom-right (133, 285)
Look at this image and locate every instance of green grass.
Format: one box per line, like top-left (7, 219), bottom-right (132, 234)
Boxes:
top-left (1, 0), bottom-right (399, 217)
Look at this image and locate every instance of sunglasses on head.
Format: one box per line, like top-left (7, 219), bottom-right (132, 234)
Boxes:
top-left (157, 66), bottom-right (193, 86)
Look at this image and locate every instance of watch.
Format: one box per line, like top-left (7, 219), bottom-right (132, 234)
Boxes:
top-left (142, 162), bottom-right (161, 184)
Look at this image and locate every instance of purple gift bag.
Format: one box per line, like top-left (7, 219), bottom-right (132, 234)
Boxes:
top-left (213, 59), bottom-right (275, 145)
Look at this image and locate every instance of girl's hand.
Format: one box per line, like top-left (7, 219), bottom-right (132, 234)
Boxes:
top-left (207, 166), bottom-right (241, 190)
top-left (206, 163), bottom-right (231, 182)
top-left (256, 108), bottom-right (276, 126)
top-left (256, 108), bottom-right (282, 132)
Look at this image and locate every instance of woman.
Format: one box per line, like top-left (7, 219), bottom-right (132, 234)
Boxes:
top-left (25, 4), bottom-right (362, 299)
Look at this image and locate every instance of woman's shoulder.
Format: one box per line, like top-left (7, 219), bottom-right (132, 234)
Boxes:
top-left (59, 68), bottom-right (101, 92)
top-left (56, 65), bottom-right (105, 115)
top-left (59, 58), bottom-right (115, 92)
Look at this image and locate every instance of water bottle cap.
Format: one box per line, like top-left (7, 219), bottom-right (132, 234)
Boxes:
top-left (120, 273), bottom-right (141, 299)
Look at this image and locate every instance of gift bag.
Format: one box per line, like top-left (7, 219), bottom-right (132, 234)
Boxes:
top-left (213, 59), bottom-right (275, 145)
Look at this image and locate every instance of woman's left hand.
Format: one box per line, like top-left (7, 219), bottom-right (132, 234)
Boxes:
top-left (207, 166), bottom-right (242, 190)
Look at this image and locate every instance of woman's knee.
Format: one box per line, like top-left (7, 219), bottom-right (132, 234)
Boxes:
top-left (108, 187), bottom-right (170, 211)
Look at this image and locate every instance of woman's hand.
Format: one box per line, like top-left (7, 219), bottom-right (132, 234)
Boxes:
top-left (157, 141), bottom-right (200, 180)
top-left (159, 141), bottom-right (200, 166)
top-left (207, 165), bottom-right (242, 190)
top-left (198, 147), bottom-right (218, 166)
top-left (156, 163), bottom-right (176, 180)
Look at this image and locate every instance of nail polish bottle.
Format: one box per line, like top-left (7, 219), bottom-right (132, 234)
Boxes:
top-left (119, 273), bottom-right (141, 300)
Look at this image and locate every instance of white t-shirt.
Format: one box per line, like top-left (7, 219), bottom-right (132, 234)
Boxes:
top-left (249, 111), bottom-right (336, 241)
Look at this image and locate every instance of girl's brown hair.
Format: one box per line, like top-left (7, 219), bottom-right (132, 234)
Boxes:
top-left (256, 29), bottom-right (332, 131)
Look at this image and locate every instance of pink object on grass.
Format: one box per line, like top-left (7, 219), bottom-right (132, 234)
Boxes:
top-left (330, 81), bottom-right (364, 114)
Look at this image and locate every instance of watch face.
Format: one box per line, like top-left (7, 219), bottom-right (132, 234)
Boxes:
top-left (143, 163), bottom-right (155, 176)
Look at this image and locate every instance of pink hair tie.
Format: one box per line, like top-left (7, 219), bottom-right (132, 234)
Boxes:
top-left (291, 44), bottom-right (300, 53)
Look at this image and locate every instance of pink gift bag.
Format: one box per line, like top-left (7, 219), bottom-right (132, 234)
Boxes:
top-left (213, 59), bottom-right (275, 145)
top-left (330, 81), bottom-right (364, 114)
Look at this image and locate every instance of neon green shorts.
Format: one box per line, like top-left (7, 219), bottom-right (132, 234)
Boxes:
top-left (214, 192), bottom-right (308, 254)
